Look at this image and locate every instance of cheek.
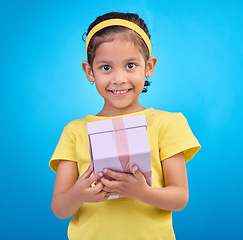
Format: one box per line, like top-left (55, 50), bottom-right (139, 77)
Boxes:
top-left (132, 80), bottom-right (145, 94)
top-left (136, 74), bottom-right (146, 88)
top-left (95, 81), bottom-right (107, 95)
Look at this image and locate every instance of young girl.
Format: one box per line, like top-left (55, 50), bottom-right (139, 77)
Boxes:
top-left (50, 12), bottom-right (200, 240)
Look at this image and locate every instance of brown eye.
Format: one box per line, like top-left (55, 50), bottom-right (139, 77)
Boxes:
top-left (126, 63), bottom-right (135, 69)
top-left (101, 65), bottom-right (111, 71)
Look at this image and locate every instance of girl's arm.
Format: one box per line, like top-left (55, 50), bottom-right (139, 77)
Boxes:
top-left (101, 152), bottom-right (188, 211)
top-left (51, 161), bottom-right (108, 219)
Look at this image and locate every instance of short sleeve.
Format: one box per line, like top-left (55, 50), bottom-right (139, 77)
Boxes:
top-left (159, 113), bottom-right (201, 162)
top-left (49, 124), bottom-right (77, 173)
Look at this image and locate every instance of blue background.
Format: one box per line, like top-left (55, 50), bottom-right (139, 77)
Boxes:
top-left (1, 0), bottom-right (242, 239)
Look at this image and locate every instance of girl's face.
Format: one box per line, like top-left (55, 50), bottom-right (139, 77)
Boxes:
top-left (82, 35), bottom-right (157, 116)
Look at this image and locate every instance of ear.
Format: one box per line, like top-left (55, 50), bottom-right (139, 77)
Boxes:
top-left (82, 61), bottom-right (95, 84)
top-left (145, 56), bottom-right (157, 77)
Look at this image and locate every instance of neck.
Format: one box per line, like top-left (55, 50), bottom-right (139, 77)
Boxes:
top-left (96, 104), bottom-right (146, 117)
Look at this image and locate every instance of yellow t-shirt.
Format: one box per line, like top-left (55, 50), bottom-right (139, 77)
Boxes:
top-left (50, 108), bottom-right (200, 240)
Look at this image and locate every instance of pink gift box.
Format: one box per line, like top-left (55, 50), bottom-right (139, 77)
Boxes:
top-left (87, 114), bottom-right (152, 199)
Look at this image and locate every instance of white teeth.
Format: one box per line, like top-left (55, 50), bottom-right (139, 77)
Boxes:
top-left (112, 89), bottom-right (129, 94)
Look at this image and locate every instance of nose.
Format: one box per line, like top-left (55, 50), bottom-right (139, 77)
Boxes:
top-left (112, 69), bottom-right (127, 85)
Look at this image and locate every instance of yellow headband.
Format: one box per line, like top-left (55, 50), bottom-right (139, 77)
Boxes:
top-left (86, 19), bottom-right (152, 56)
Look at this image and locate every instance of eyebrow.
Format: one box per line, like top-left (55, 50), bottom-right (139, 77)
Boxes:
top-left (95, 58), bottom-right (141, 65)
top-left (126, 58), bottom-right (140, 62)
top-left (95, 60), bottom-right (111, 65)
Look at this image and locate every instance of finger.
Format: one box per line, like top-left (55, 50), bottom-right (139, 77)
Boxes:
top-left (94, 191), bottom-right (109, 202)
top-left (85, 171), bottom-right (103, 187)
top-left (132, 165), bottom-right (145, 180)
top-left (95, 197), bottom-right (109, 202)
top-left (106, 192), bottom-right (120, 197)
top-left (100, 177), bottom-right (118, 188)
top-left (92, 181), bottom-right (104, 194)
top-left (97, 190), bottom-right (108, 198)
top-left (103, 169), bottom-right (125, 181)
top-left (103, 186), bottom-right (116, 193)
top-left (89, 190), bottom-right (107, 202)
top-left (79, 162), bottom-right (94, 180)
top-left (90, 190), bottom-right (108, 202)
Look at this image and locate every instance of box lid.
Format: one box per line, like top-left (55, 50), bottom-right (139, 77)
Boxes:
top-left (87, 114), bottom-right (147, 135)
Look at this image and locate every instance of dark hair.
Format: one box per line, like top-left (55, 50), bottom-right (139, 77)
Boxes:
top-left (83, 12), bottom-right (151, 92)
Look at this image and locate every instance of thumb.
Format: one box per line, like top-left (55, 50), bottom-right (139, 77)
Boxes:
top-left (79, 162), bottom-right (94, 180)
top-left (132, 165), bottom-right (145, 180)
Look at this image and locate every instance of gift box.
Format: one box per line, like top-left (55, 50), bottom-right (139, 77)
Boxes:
top-left (87, 114), bottom-right (152, 199)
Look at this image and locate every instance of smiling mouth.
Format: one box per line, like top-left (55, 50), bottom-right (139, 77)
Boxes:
top-left (109, 89), bottom-right (132, 94)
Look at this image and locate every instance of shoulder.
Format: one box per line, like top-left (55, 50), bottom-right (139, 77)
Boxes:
top-left (62, 115), bottom-right (92, 134)
top-left (151, 108), bottom-right (184, 118)
top-left (149, 109), bottom-right (186, 128)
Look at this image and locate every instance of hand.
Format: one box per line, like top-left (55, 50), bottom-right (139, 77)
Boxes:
top-left (100, 165), bottom-right (149, 200)
top-left (70, 162), bottom-right (108, 204)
